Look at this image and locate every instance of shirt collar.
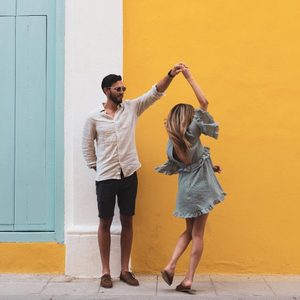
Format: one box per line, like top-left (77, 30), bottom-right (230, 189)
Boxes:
top-left (100, 102), bottom-right (123, 113)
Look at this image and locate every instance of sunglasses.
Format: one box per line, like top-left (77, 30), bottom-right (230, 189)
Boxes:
top-left (108, 86), bottom-right (126, 92)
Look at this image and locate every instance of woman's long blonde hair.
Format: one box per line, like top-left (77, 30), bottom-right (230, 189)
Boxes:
top-left (166, 103), bottom-right (195, 164)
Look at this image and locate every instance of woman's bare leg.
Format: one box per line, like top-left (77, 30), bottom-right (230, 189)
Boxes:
top-left (164, 218), bottom-right (194, 274)
top-left (181, 213), bottom-right (208, 287)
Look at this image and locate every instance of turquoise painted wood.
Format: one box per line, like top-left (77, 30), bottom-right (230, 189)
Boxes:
top-left (0, 17), bottom-right (15, 231)
top-left (54, 0), bottom-right (65, 243)
top-left (0, 231), bottom-right (56, 242)
top-left (14, 16), bottom-right (54, 231)
top-left (17, 0), bottom-right (53, 15)
top-left (0, 0), bottom-right (16, 15)
top-left (0, 0), bottom-right (64, 239)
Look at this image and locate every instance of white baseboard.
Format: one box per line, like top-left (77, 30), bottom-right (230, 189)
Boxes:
top-left (66, 225), bottom-right (124, 277)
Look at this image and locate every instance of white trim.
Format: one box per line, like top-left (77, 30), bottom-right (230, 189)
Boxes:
top-left (64, 0), bottom-right (123, 277)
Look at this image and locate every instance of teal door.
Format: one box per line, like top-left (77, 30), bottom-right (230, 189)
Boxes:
top-left (0, 0), bottom-right (63, 238)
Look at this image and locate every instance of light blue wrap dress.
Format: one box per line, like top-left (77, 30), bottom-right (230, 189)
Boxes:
top-left (155, 109), bottom-right (226, 218)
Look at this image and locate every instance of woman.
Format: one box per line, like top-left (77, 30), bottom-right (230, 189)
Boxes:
top-left (156, 67), bottom-right (226, 294)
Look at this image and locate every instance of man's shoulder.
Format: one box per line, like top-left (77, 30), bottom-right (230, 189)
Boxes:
top-left (86, 108), bottom-right (102, 119)
top-left (123, 99), bottom-right (132, 104)
top-left (122, 99), bottom-right (136, 108)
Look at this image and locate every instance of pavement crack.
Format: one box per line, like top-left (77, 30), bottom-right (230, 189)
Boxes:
top-left (263, 277), bottom-right (276, 296)
top-left (209, 274), bottom-right (218, 296)
top-left (39, 277), bottom-right (52, 295)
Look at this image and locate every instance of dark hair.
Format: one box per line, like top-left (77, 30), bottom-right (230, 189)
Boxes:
top-left (101, 74), bottom-right (122, 93)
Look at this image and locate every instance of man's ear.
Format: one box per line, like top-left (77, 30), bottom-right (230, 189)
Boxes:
top-left (103, 87), bottom-right (109, 95)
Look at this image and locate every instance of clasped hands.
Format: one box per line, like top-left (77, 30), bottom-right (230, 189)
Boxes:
top-left (169, 62), bottom-right (192, 80)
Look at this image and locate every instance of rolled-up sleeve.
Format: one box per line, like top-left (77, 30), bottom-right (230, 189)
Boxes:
top-left (129, 85), bottom-right (165, 116)
top-left (82, 116), bottom-right (97, 168)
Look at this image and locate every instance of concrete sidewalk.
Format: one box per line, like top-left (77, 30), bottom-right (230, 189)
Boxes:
top-left (0, 274), bottom-right (300, 299)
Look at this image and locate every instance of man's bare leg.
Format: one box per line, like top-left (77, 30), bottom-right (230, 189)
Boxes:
top-left (98, 217), bottom-right (113, 275)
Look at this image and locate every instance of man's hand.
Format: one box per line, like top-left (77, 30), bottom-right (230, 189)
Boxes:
top-left (156, 62), bottom-right (187, 93)
top-left (213, 165), bottom-right (222, 173)
top-left (169, 63), bottom-right (186, 77)
top-left (156, 63), bottom-right (186, 93)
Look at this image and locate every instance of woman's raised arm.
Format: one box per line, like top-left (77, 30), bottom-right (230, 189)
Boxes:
top-left (182, 68), bottom-right (209, 111)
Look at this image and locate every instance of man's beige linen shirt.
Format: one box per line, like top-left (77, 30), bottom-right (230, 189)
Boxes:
top-left (82, 86), bottom-right (164, 181)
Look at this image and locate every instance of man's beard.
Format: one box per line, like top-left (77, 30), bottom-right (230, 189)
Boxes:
top-left (110, 94), bottom-right (122, 105)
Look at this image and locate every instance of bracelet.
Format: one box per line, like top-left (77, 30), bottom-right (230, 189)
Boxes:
top-left (167, 69), bottom-right (175, 78)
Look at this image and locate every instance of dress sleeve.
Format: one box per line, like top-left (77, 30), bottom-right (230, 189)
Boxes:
top-left (155, 159), bottom-right (179, 175)
top-left (193, 109), bottom-right (219, 139)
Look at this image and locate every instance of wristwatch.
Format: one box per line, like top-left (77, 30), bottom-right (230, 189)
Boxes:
top-left (167, 69), bottom-right (175, 78)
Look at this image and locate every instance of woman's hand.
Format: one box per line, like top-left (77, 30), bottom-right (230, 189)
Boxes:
top-left (182, 67), bottom-right (193, 81)
top-left (213, 165), bottom-right (222, 173)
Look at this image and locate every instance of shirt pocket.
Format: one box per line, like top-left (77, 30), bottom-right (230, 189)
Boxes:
top-left (96, 124), bottom-right (117, 144)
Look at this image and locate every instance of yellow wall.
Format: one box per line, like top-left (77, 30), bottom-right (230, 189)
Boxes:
top-left (124, 0), bottom-right (300, 274)
top-left (0, 243), bottom-right (65, 273)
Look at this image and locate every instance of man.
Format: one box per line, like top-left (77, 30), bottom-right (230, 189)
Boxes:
top-left (82, 63), bottom-right (184, 288)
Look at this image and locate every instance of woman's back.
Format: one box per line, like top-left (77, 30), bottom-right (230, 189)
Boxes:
top-left (167, 108), bottom-right (218, 166)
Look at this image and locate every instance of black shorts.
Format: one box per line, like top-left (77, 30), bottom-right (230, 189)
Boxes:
top-left (96, 172), bottom-right (138, 219)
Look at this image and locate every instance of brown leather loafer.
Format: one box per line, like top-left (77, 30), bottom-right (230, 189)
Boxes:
top-left (100, 274), bottom-right (113, 288)
top-left (120, 271), bottom-right (139, 286)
